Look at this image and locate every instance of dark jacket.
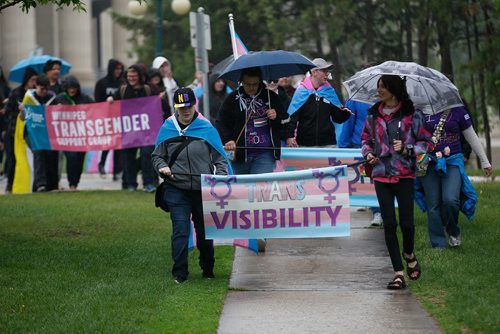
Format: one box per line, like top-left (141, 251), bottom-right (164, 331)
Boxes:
top-left (284, 94), bottom-right (350, 146)
top-left (4, 67), bottom-right (38, 135)
top-left (54, 76), bottom-right (94, 105)
top-left (199, 74), bottom-right (228, 123)
top-left (94, 59), bottom-right (124, 102)
top-left (216, 84), bottom-right (288, 162)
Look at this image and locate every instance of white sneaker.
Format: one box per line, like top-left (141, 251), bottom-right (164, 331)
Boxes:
top-left (448, 235), bottom-right (461, 247)
top-left (370, 213), bottom-right (383, 226)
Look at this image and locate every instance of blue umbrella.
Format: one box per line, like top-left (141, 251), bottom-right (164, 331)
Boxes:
top-left (218, 50), bottom-right (315, 83)
top-left (8, 55), bottom-right (71, 82)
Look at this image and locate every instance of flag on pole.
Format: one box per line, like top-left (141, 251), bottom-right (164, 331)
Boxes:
top-left (228, 13), bottom-right (248, 59)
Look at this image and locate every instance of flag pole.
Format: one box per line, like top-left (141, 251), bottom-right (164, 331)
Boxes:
top-left (228, 13), bottom-right (239, 59)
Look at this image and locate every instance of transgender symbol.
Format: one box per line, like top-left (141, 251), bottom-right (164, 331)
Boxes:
top-left (204, 175), bottom-right (236, 209)
top-left (312, 167), bottom-right (345, 204)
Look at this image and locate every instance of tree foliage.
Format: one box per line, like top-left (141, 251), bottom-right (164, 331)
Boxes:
top-left (115, 0), bottom-right (497, 160)
top-left (0, 0), bottom-right (85, 12)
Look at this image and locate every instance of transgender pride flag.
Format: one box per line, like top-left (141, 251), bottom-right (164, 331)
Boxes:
top-left (229, 13), bottom-right (248, 59)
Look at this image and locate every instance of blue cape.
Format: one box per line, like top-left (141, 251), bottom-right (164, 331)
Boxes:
top-left (287, 80), bottom-right (342, 116)
top-left (415, 153), bottom-right (477, 220)
top-left (155, 113), bottom-right (233, 174)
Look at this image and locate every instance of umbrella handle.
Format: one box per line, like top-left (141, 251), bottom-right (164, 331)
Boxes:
top-left (267, 88), bottom-right (272, 110)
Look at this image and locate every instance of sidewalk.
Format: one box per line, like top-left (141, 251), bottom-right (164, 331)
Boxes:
top-left (0, 172), bottom-right (122, 195)
top-left (218, 209), bottom-right (442, 334)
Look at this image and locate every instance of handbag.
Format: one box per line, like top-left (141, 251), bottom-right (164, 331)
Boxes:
top-left (361, 114), bottom-right (376, 178)
top-left (415, 110), bottom-right (450, 177)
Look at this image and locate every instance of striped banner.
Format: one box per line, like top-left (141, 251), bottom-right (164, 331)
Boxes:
top-left (280, 147), bottom-right (378, 207)
top-left (201, 166), bottom-right (350, 240)
top-left (23, 96), bottom-right (163, 152)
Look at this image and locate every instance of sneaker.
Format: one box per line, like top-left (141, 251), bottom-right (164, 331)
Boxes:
top-left (173, 276), bottom-right (187, 284)
top-left (370, 212), bottom-right (383, 226)
top-left (127, 186), bottom-right (136, 192)
top-left (202, 270), bottom-right (215, 279)
top-left (448, 235), bottom-right (461, 247)
top-left (36, 186), bottom-right (47, 192)
top-left (144, 184), bottom-right (156, 193)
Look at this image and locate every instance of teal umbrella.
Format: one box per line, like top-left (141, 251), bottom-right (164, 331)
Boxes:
top-left (8, 55), bottom-right (71, 82)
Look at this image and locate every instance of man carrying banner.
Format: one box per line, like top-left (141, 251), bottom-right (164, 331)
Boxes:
top-left (152, 87), bottom-right (231, 284)
top-left (108, 64), bottom-right (158, 192)
top-left (54, 76), bottom-right (94, 191)
top-left (18, 75), bottom-right (58, 192)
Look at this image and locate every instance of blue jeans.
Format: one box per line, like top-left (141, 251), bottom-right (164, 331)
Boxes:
top-left (232, 151), bottom-right (276, 174)
top-left (164, 184), bottom-right (214, 279)
top-left (420, 165), bottom-right (461, 248)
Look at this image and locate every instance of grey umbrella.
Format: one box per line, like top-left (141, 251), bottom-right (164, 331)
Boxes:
top-left (342, 61), bottom-right (463, 114)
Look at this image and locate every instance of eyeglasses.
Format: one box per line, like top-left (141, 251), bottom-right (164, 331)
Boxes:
top-left (242, 82), bottom-right (260, 88)
top-left (37, 86), bottom-right (49, 91)
top-left (267, 79), bottom-right (279, 84)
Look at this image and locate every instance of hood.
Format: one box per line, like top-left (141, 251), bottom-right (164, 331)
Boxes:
top-left (62, 75), bottom-right (81, 93)
top-left (22, 67), bottom-right (38, 87)
top-left (152, 56), bottom-right (169, 70)
top-left (128, 64), bottom-right (146, 85)
top-left (107, 58), bottom-right (124, 79)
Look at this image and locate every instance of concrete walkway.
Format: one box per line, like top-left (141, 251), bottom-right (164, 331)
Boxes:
top-left (218, 209), bottom-right (442, 334)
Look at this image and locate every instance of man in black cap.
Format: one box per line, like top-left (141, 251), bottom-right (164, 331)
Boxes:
top-left (152, 87), bottom-right (230, 284)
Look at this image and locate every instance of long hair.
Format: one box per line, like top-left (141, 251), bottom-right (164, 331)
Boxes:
top-left (377, 75), bottom-right (409, 103)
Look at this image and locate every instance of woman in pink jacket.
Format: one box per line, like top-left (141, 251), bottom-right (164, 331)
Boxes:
top-left (361, 75), bottom-right (434, 290)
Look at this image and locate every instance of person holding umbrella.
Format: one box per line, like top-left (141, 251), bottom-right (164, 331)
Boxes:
top-left (216, 66), bottom-right (288, 175)
top-left (43, 60), bottom-right (63, 94)
top-left (361, 74), bottom-right (434, 289)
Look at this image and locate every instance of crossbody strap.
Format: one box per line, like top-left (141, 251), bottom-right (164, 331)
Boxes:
top-left (431, 109), bottom-right (451, 144)
top-left (168, 137), bottom-right (196, 168)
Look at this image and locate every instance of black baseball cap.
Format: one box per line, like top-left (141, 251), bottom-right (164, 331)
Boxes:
top-left (173, 87), bottom-right (196, 108)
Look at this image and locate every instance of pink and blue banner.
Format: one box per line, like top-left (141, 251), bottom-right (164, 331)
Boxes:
top-left (24, 96), bottom-right (163, 152)
top-left (280, 147), bottom-right (378, 207)
top-left (201, 166), bottom-right (350, 240)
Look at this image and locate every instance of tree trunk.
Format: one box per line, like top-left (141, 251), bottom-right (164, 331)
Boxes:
top-left (472, 0), bottom-right (492, 163)
top-left (435, 8), bottom-right (453, 76)
top-left (364, 0), bottom-right (375, 63)
top-left (404, 0), bottom-right (413, 61)
top-left (417, 0), bottom-right (430, 65)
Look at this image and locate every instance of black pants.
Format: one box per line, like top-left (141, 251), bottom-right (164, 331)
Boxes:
top-left (65, 151), bottom-right (86, 187)
top-left (374, 179), bottom-right (415, 272)
top-left (4, 131), bottom-right (15, 191)
top-left (33, 150), bottom-right (59, 191)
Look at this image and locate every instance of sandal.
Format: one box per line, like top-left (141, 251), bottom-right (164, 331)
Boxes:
top-left (402, 252), bottom-right (421, 281)
top-left (387, 275), bottom-right (407, 290)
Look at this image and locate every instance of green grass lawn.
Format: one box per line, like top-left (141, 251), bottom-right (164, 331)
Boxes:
top-left (1, 182), bottom-right (499, 333)
top-left (0, 191), bottom-right (234, 333)
top-left (410, 182), bottom-right (500, 333)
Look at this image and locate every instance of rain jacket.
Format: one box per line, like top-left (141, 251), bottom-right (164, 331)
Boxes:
top-left (216, 83), bottom-right (288, 162)
top-left (361, 100), bottom-right (434, 181)
top-left (93, 59), bottom-right (124, 102)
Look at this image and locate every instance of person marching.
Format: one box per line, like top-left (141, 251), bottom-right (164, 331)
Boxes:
top-left (361, 75), bottom-right (434, 289)
top-left (152, 87), bottom-right (231, 284)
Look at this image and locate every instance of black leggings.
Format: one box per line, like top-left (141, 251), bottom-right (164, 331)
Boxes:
top-left (374, 179), bottom-right (415, 272)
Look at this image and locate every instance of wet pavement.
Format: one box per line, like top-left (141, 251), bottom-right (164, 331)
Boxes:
top-left (217, 209), bottom-right (442, 333)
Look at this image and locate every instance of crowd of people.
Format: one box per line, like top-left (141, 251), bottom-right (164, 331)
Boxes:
top-left (0, 55), bottom-right (493, 288)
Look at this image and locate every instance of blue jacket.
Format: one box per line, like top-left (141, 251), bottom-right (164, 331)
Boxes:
top-left (338, 100), bottom-right (370, 148)
top-left (415, 153), bottom-right (477, 220)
